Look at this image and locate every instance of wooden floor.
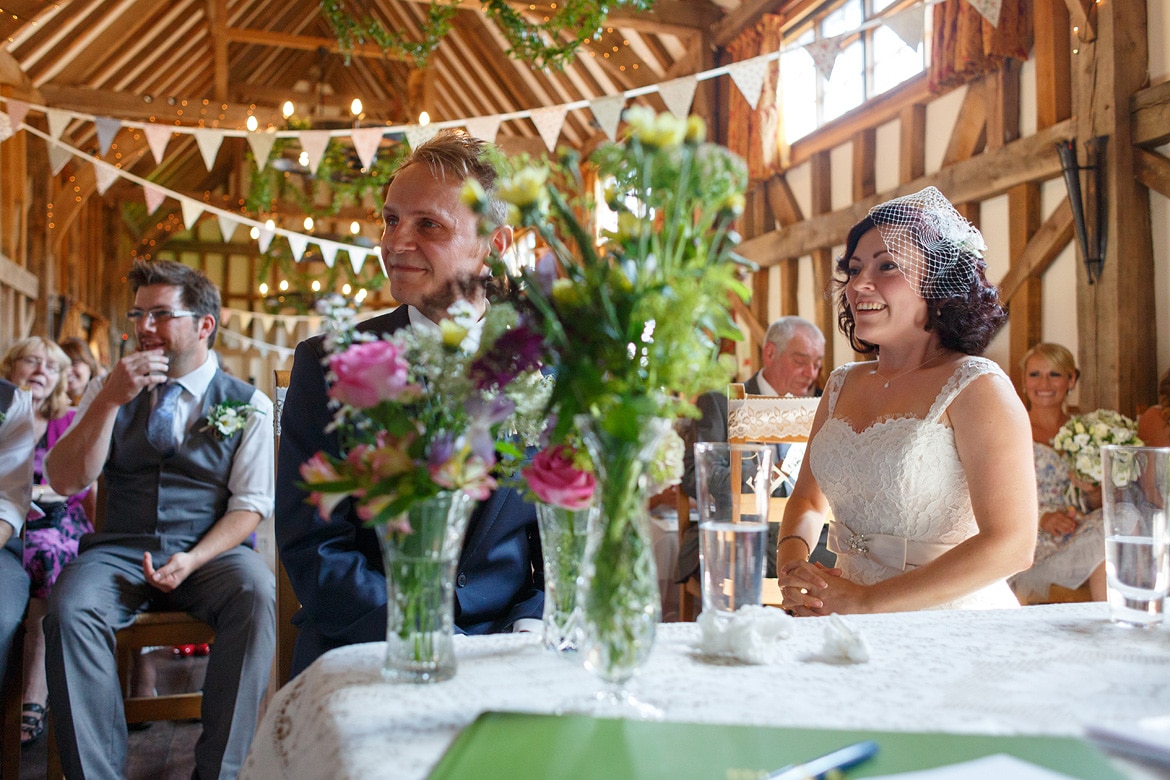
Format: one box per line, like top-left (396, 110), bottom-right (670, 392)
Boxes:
top-left (17, 649), bottom-right (204, 780)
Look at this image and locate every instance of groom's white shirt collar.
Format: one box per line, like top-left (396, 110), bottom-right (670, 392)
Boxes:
top-left (407, 304), bottom-right (484, 351)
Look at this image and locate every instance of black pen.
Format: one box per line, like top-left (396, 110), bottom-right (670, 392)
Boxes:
top-left (762, 740), bottom-right (880, 780)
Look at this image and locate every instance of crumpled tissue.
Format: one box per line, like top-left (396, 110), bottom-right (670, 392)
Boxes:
top-left (815, 613), bottom-right (869, 664)
top-left (697, 605), bottom-right (794, 663)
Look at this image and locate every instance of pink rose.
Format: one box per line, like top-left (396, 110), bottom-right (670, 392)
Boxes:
top-left (522, 445), bottom-right (595, 510)
top-left (328, 340), bottom-right (419, 409)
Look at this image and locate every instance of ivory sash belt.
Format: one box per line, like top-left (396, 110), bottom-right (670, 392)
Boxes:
top-left (827, 522), bottom-right (955, 571)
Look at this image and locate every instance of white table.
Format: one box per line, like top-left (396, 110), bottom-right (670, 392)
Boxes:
top-left (242, 604), bottom-right (1170, 779)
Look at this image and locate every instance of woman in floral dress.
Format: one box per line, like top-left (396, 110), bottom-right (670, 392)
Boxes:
top-left (1, 337), bottom-right (94, 743)
top-left (1008, 343), bottom-right (1106, 603)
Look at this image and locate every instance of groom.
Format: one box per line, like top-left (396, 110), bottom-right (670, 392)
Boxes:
top-left (276, 130), bottom-right (544, 679)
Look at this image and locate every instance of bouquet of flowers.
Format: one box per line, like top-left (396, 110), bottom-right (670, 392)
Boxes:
top-left (466, 107), bottom-right (750, 687)
top-left (298, 297), bottom-right (547, 532)
top-left (1052, 409), bottom-right (1143, 487)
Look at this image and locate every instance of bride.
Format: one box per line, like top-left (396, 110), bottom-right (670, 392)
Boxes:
top-left (777, 187), bottom-right (1037, 614)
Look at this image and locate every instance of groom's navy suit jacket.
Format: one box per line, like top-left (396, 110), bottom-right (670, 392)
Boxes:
top-left (275, 305), bottom-right (544, 678)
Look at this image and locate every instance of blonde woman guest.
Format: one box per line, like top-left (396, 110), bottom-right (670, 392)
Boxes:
top-left (1008, 344), bottom-right (1106, 603)
top-left (1, 337), bottom-right (93, 744)
top-left (1136, 367), bottom-right (1170, 448)
top-left (776, 187), bottom-right (1036, 615)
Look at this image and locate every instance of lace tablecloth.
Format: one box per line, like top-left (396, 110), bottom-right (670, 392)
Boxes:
top-left (242, 604), bottom-right (1170, 779)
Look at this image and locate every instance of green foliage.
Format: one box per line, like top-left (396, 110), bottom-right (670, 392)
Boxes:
top-left (322, 0), bottom-right (655, 70)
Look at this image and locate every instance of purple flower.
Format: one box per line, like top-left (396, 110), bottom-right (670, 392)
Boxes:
top-left (470, 324), bottom-right (545, 390)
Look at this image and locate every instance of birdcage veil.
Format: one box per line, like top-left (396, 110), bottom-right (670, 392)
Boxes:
top-left (868, 186), bottom-right (987, 299)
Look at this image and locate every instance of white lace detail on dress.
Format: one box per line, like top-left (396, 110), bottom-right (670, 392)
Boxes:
top-left (727, 395), bottom-right (819, 441)
top-left (813, 357), bottom-right (1019, 610)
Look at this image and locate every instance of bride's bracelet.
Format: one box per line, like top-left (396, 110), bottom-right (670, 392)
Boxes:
top-left (777, 534), bottom-right (811, 561)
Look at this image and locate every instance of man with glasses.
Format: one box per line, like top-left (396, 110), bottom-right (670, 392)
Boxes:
top-left (44, 260), bottom-right (275, 780)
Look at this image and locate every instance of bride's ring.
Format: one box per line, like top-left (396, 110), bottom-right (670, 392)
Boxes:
top-left (799, 588), bottom-right (808, 595)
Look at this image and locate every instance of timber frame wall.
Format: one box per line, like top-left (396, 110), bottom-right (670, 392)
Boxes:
top-left (729, 0), bottom-right (1161, 417)
top-left (0, 2), bottom-right (1165, 413)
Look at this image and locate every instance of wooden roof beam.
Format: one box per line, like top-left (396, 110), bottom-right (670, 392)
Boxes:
top-left (221, 26), bottom-right (411, 62)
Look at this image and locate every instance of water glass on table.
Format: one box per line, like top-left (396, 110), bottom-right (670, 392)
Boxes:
top-left (1102, 445), bottom-right (1170, 627)
top-left (694, 442), bottom-right (773, 618)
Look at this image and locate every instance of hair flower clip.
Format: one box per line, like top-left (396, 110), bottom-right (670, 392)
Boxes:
top-left (201, 400), bottom-right (262, 440)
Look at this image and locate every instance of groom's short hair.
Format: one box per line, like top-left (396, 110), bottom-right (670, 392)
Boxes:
top-left (395, 130), bottom-right (507, 226)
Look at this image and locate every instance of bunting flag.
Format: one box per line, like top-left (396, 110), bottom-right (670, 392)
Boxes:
top-left (530, 105), bottom-right (568, 152)
top-left (463, 114), bottom-right (501, 144)
top-left (47, 139), bottom-right (71, 175)
top-left (192, 129), bottom-right (223, 171)
top-left (374, 246), bottom-right (387, 278)
top-left (299, 130), bottom-right (331, 175)
top-left (217, 213), bottom-right (239, 241)
top-left (885, 5), bottom-right (925, 50)
top-left (143, 184), bottom-right (167, 214)
top-left (280, 315), bottom-right (299, 336)
top-left (143, 124), bottom-right (173, 165)
top-left (94, 116), bottom-right (121, 155)
top-left (0, 114), bottom-right (11, 143)
top-left (318, 240), bottom-right (339, 269)
top-left (257, 226), bottom-right (276, 253)
top-left (349, 249), bottom-right (367, 275)
top-left (93, 161), bottom-right (119, 195)
top-left (46, 108), bottom-right (70, 140)
top-left (247, 129), bottom-right (277, 170)
top-left (658, 76), bottom-right (698, 119)
top-left (180, 199), bottom-right (204, 230)
top-left (966, 0), bottom-right (1002, 26)
top-left (589, 94), bottom-right (626, 141)
top-left (805, 36), bottom-right (844, 82)
top-left (287, 232), bottom-right (308, 261)
top-left (727, 56), bottom-right (770, 111)
top-left (350, 127), bottom-right (384, 170)
top-left (404, 123), bottom-right (439, 151)
top-left (6, 100), bottom-right (29, 130)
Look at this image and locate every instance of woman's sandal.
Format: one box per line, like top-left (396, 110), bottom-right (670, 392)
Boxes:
top-left (20, 702), bottom-right (46, 745)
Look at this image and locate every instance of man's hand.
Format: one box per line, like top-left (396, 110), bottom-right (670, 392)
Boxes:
top-left (143, 550), bottom-right (199, 593)
top-left (104, 349), bottom-right (171, 406)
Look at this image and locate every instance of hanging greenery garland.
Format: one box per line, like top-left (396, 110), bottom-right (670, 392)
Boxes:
top-left (322, 0), bottom-right (655, 70)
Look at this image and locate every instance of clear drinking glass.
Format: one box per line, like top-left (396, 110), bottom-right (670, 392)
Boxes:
top-left (693, 442), bottom-right (773, 618)
top-left (1102, 445), bottom-right (1170, 627)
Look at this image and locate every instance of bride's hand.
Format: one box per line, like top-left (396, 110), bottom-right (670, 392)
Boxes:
top-left (811, 575), bottom-right (870, 615)
top-left (777, 560), bottom-right (841, 616)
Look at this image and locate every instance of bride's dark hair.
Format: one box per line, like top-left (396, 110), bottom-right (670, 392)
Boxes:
top-left (833, 214), bottom-right (1006, 356)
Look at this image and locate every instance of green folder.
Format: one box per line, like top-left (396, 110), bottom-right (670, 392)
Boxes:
top-left (427, 711), bottom-right (1126, 779)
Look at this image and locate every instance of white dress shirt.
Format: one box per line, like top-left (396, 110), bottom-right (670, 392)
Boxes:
top-left (0, 388), bottom-right (34, 535)
top-left (73, 352), bottom-right (275, 520)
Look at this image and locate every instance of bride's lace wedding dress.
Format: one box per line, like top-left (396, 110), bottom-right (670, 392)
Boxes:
top-left (810, 356), bottom-right (1021, 610)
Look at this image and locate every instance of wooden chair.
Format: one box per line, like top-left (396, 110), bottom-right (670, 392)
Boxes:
top-left (272, 370), bottom-right (300, 690)
top-left (679, 384), bottom-right (821, 619)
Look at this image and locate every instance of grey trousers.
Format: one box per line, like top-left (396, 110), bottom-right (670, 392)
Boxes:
top-left (0, 541), bottom-right (29, 682)
top-left (45, 541), bottom-right (275, 780)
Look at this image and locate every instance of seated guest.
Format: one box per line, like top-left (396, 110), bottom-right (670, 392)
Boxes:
top-left (1008, 344), bottom-right (1106, 603)
top-left (45, 260), bottom-right (275, 779)
top-left (276, 130), bottom-right (543, 679)
top-left (1, 338), bottom-right (94, 744)
top-left (776, 187), bottom-right (1036, 614)
top-left (0, 379), bottom-right (33, 700)
top-left (679, 316), bottom-right (827, 584)
top-left (1137, 367), bottom-right (1170, 448)
top-left (59, 337), bottom-right (101, 407)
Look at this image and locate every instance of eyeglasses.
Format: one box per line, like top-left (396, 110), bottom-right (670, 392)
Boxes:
top-left (126, 308), bottom-right (198, 324)
top-left (16, 356), bottom-right (61, 374)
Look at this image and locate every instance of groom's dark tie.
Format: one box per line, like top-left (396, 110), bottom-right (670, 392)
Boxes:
top-left (147, 382), bottom-right (182, 457)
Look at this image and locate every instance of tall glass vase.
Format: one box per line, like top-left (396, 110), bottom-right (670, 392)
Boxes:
top-left (575, 414), bottom-right (668, 718)
top-left (535, 502), bottom-right (590, 653)
top-left (376, 490), bottom-right (475, 683)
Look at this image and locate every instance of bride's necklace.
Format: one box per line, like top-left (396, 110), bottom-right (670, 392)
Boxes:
top-left (872, 350), bottom-right (945, 388)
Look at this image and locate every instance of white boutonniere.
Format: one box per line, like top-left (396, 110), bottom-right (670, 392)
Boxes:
top-left (201, 400), bottom-right (262, 440)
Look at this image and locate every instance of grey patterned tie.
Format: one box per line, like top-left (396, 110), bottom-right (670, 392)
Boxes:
top-left (146, 382), bottom-right (182, 457)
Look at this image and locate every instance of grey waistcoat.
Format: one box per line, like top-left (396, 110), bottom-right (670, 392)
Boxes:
top-left (101, 370), bottom-right (254, 540)
top-left (0, 379), bottom-right (20, 556)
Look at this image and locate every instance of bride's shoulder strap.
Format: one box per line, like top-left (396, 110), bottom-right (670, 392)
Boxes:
top-left (927, 356), bottom-right (1009, 422)
top-left (825, 362), bottom-right (863, 416)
